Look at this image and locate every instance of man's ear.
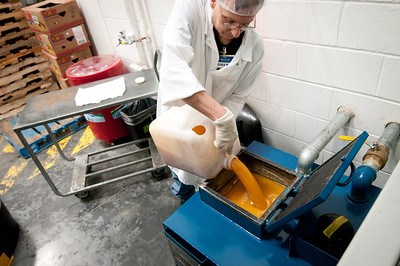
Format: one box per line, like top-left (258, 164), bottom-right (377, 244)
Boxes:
top-left (210, 0), bottom-right (217, 9)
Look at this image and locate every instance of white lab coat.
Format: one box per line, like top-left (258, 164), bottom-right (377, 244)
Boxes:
top-left (157, 0), bottom-right (264, 185)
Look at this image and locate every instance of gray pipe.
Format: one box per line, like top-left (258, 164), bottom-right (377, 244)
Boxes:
top-left (377, 122), bottom-right (400, 150)
top-left (349, 122), bottom-right (400, 203)
top-left (297, 106), bottom-right (354, 174)
top-left (362, 122), bottom-right (400, 172)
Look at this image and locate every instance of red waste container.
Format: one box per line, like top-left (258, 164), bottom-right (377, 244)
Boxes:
top-left (66, 55), bottom-right (129, 144)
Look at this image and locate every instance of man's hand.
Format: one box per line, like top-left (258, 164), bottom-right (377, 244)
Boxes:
top-left (214, 107), bottom-right (238, 154)
top-left (184, 92), bottom-right (238, 153)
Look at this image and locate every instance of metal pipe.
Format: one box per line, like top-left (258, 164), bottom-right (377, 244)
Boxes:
top-left (363, 122), bottom-right (400, 172)
top-left (85, 157), bottom-right (152, 178)
top-left (349, 122), bottom-right (400, 203)
top-left (377, 122), bottom-right (400, 150)
top-left (44, 124), bottom-right (74, 161)
top-left (348, 166), bottom-right (377, 203)
top-left (15, 129), bottom-right (66, 197)
top-left (87, 148), bottom-right (149, 167)
top-left (140, 0), bottom-right (156, 68)
top-left (297, 106), bottom-right (354, 174)
top-left (87, 138), bottom-right (149, 156)
top-left (123, 0), bottom-right (148, 68)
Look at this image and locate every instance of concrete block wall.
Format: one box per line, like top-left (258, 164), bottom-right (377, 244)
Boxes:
top-left (249, 0), bottom-right (400, 185)
top-left (76, 0), bottom-right (171, 70)
top-left (76, 0), bottom-right (400, 185)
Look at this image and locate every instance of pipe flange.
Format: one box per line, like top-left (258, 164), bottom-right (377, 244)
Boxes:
top-left (384, 121), bottom-right (400, 128)
top-left (337, 106), bottom-right (354, 117)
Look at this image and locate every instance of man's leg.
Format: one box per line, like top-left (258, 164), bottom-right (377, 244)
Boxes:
top-left (171, 171), bottom-right (195, 203)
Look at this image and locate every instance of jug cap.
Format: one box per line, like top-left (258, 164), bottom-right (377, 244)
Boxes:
top-left (223, 154), bottom-right (237, 169)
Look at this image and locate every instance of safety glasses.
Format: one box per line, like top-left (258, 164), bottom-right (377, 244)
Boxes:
top-left (219, 6), bottom-right (255, 31)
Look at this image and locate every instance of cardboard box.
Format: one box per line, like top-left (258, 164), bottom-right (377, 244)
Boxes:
top-left (22, 0), bottom-right (84, 34)
top-left (56, 75), bottom-right (70, 89)
top-left (43, 46), bottom-right (92, 78)
top-left (36, 24), bottom-right (91, 57)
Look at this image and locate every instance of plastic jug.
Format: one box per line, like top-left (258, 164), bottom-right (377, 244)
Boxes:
top-left (149, 104), bottom-right (241, 179)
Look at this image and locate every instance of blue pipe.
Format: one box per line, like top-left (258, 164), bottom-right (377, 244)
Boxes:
top-left (348, 122), bottom-right (400, 203)
top-left (348, 165), bottom-right (377, 203)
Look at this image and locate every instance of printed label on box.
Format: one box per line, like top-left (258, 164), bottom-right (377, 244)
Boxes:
top-left (50, 33), bottom-right (65, 43)
top-left (72, 25), bottom-right (87, 45)
top-left (57, 55), bottom-right (75, 65)
top-left (33, 15), bottom-right (38, 24)
top-left (42, 8), bottom-right (57, 18)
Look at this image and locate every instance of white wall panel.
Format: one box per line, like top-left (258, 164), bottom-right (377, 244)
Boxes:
top-left (339, 3), bottom-right (400, 55)
top-left (262, 39), bottom-right (298, 78)
top-left (379, 57), bottom-right (400, 102)
top-left (76, 0), bottom-right (114, 55)
top-left (265, 74), bottom-right (333, 120)
top-left (98, 0), bottom-right (129, 19)
top-left (260, 0), bottom-right (341, 45)
top-left (247, 98), bottom-right (297, 137)
top-left (297, 45), bottom-right (383, 95)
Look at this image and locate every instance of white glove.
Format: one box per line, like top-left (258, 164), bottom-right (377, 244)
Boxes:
top-left (213, 107), bottom-right (238, 154)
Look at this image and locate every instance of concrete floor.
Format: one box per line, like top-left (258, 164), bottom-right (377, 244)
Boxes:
top-left (0, 127), bottom-right (180, 266)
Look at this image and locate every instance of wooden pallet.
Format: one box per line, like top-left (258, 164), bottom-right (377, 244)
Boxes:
top-left (0, 44), bottom-right (42, 68)
top-left (0, 1), bottom-right (27, 36)
top-left (0, 81), bottom-right (60, 117)
top-left (0, 27), bottom-right (33, 48)
top-left (1, 71), bottom-right (53, 102)
top-left (0, 4), bottom-right (24, 24)
top-left (0, 114), bottom-right (87, 158)
top-left (0, 59), bottom-right (51, 94)
top-left (0, 0), bottom-right (59, 118)
top-left (0, 34), bottom-right (37, 57)
top-left (0, 1), bottom-right (22, 15)
top-left (0, 52), bottom-right (46, 78)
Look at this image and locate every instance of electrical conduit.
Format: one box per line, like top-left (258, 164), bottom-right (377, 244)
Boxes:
top-left (123, 0), bottom-right (149, 68)
top-left (139, 0), bottom-right (156, 68)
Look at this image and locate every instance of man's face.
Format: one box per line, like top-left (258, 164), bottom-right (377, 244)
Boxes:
top-left (211, 0), bottom-right (255, 43)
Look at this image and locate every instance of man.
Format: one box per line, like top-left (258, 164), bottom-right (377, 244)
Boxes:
top-left (157, 0), bottom-right (265, 202)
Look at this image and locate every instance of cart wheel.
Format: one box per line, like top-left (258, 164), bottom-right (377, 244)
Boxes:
top-left (151, 168), bottom-right (167, 179)
top-left (75, 191), bottom-right (90, 199)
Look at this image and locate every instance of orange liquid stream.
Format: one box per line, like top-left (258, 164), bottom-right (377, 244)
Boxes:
top-left (230, 158), bottom-right (268, 210)
top-left (222, 159), bottom-right (286, 218)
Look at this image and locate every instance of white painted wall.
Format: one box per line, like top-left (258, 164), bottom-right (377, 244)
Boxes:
top-left (76, 0), bottom-right (400, 186)
top-left (76, 0), bottom-right (173, 71)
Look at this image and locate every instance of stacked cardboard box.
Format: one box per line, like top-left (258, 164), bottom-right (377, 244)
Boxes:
top-left (0, 0), bottom-right (59, 118)
top-left (22, 0), bottom-right (92, 89)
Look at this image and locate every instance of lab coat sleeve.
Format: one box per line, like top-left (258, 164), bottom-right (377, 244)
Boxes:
top-left (222, 38), bottom-right (264, 118)
top-left (158, 0), bottom-right (206, 108)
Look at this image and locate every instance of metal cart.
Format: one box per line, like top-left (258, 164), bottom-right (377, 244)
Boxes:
top-left (13, 69), bottom-right (166, 198)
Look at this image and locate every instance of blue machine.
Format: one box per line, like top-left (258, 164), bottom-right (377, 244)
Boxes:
top-left (163, 132), bottom-right (381, 265)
